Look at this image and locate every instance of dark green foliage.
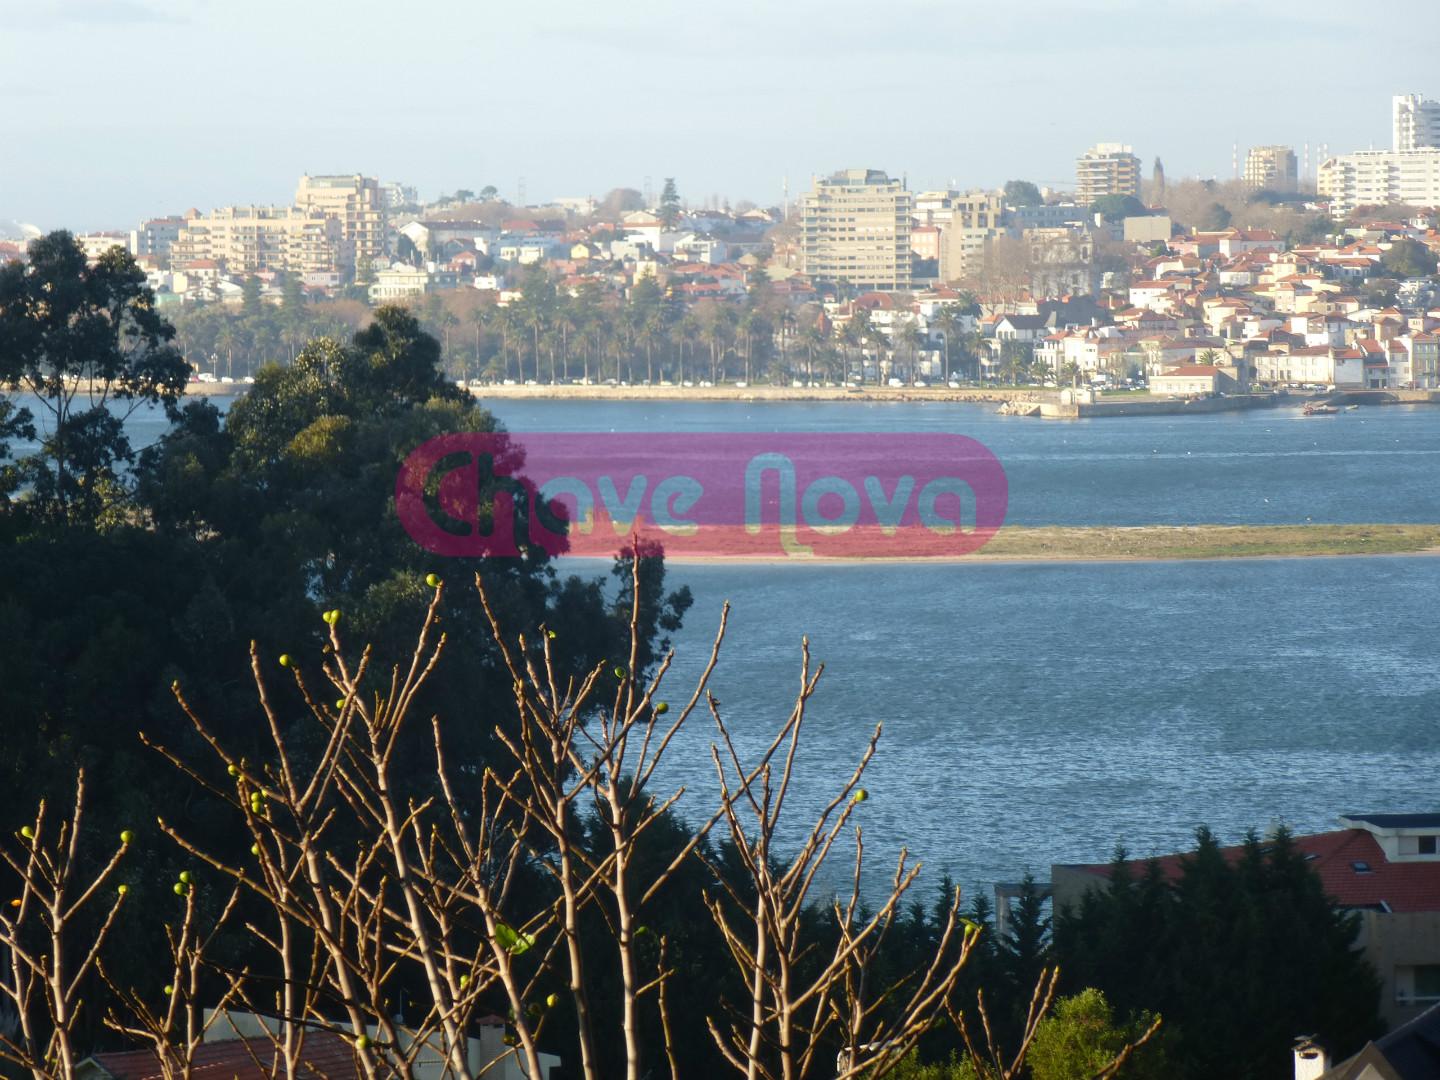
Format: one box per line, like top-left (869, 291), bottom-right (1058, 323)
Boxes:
top-left (1089, 195), bottom-right (1146, 222)
top-left (1056, 827), bottom-right (1383, 1079)
top-left (0, 231), bottom-right (189, 526)
top-left (1004, 180), bottom-right (1044, 207)
top-left (1379, 238), bottom-right (1438, 279)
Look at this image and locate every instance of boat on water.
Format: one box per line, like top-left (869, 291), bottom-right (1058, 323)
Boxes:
top-left (1303, 403), bottom-right (1339, 415)
top-left (1345, 404), bottom-right (1360, 411)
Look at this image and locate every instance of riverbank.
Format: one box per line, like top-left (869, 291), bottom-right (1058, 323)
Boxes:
top-left (649, 524), bottom-right (1440, 565)
top-left (470, 383), bottom-right (1048, 404)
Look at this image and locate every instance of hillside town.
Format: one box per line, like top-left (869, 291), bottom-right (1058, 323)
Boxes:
top-left (4, 93), bottom-right (1440, 397)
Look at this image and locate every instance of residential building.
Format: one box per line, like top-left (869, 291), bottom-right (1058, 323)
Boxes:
top-left (1393, 93), bottom-right (1440, 151)
top-left (1149, 364), bottom-right (1227, 396)
top-left (369, 264), bottom-right (432, 302)
top-left (75, 232), bottom-right (129, 262)
top-left (1025, 226), bottom-right (1097, 297)
top-left (1244, 145), bottom-right (1299, 192)
top-left (172, 206), bottom-right (344, 277)
top-left (1318, 149), bottom-right (1440, 214)
top-left (800, 168), bottom-right (913, 292)
top-left (938, 191), bottom-right (1005, 283)
top-left (1053, 813), bottom-right (1440, 1030)
top-left (128, 216), bottom-right (185, 262)
top-left (1075, 143), bottom-right (1141, 205)
top-left (296, 174), bottom-right (388, 274)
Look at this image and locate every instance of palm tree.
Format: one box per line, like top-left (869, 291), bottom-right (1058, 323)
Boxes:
top-left (895, 317), bottom-right (926, 384)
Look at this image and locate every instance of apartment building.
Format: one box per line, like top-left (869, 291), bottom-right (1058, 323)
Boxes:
top-left (171, 206), bottom-right (344, 277)
top-left (937, 190), bottom-right (1005, 283)
top-left (1394, 93), bottom-right (1440, 151)
top-left (296, 174), bottom-right (388, 273)
top-left (128, 216), bottom-right (185, 262)
top-left (800, 168), bottom-right (913, 292)
top-left (1318, 149), bottom-right (1440, 214)
top-left (1244, 145), bottom-right (1298, 192)
top-left (1075, 143), bottom-right (1141, 205)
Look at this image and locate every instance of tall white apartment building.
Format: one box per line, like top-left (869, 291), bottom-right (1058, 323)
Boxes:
top-left (1318, 149), bottom-right (1440, 214)
top-left (1393, 94), bottom-right (1440, 151)
top-left (800, 169), bottom-right (913, 292)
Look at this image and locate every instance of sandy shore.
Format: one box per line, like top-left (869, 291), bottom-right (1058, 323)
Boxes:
top-left (630, 524), bottom-right (1440, 565)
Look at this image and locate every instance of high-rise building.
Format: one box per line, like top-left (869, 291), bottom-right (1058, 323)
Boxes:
top-left (1244, 146), bottom-right (1299, 192)
top-left (800, 169), bottom-right (913, 292)
top-left (1393, 94), bottom-right (1440, 151)
top-left (1318, 149), bottom-right (1440, 214)
top-left (1152, 157), bottom-right (1166, 203)
top-left (171, 206), bottom-right (344, 277)
top-left (1075, 144), bottom-right (1141, 206)
top-left (296, 174), bottom-right (388, 273)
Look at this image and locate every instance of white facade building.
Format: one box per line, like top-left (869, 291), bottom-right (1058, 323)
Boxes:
top-left (1394, 93), bottom-right (1440, 151)
top-left (1318, 149), bottom-right (1440, 214)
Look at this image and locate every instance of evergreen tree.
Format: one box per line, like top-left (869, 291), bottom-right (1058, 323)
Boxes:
top-left (658, 177), bottom-right (682, 229)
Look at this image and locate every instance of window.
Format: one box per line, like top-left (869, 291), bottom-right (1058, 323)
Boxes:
top-left (1416, 965), bottom-right (1440, 1002)
top-left (1422, 835), bottom-right (1438, 855)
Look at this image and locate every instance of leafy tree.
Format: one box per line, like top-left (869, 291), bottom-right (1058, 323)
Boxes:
top-left (1198, 202), bottom-right (1233, 230)
top-left (1003, 180), bottom-right (1043, 207)
top-left (658, 177), bottom-right (683, 229)
top-left (0, 230), bottom-right (188, 527)
top-left (1089, 195), bottom-right (1146, 223)
top-left (480, 184), bottom-right (499, 200)
top-left (1380, 237), bottom-right (1438, 279)
top-left (1027, 989), bottom-right (1164, 1080)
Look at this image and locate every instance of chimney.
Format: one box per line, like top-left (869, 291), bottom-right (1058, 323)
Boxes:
top-left (1293, 1037), bottom-right (1330, 1080)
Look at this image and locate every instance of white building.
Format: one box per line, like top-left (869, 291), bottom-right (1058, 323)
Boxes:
top-left (1394, 93), bottom-right (1440, 151)
top-left (1318, 149), bottom-right (1440, 214)
top-left (370, 264), bottom-right (432, 302)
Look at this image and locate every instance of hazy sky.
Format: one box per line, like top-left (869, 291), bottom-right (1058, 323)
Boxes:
top-left (3, 0), bottom-right (1438, 230)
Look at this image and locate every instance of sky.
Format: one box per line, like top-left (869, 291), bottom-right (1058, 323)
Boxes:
top-left (3, 0), bottom-right (1439, 231)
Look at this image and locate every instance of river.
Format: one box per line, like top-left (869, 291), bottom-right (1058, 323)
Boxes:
top-left (16, 392), bottom-right (1440, 903)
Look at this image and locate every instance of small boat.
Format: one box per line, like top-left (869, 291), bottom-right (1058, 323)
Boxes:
top-left (1303, 403), bottom-right (1339, 416)
top-left (1345, 404), bottom-right (1360, 411)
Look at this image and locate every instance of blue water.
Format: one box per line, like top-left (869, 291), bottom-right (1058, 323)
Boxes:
top-left (14, 391), bottom-right (1440, 902)
top-left (479, 400), bottom-right (1440, 901)
top-left (489, 398), bottom-right (1440, 527)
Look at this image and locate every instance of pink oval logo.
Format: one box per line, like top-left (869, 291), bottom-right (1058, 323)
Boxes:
top-left (396, 432), bottom-right (1008, 559)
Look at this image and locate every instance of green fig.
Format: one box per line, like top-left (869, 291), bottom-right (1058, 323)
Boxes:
top-left (425, 573), bottom-right (441, 588)
top-left (546, 629), bottom-right (556, 639)
top-left (654, 701), bottom-right (669, 715)
top-left (178, 871), bottom-right (192, 885)
top-left (613, 665), bottom-right (626, 679)
top-left (163, 985), bottom-right (173, 996)
top-left (355, 1035), bottom-right (371, 1051)
top-left (278, 654), bottom-right (292, 667)
top-left (250, 844), bottom-right (260, 857)
top-left (335, 698), bottom-right (346, 711)
top-left (20, 826), bottom-right (34, 840)
top-left (852, 788), bottom-right (868, 804)
top-left (459, 973), bottom-right (469, 987)
top-left (173, 882), bottom-right (187, 896)
top-left (120, 829), bottom-right (134, 845)
top-left (546, 992), bottom-right (559, 1008)
top-left (117, 884), bottom-right (129, 896)
top-left (227, 764), bottom-right (239, 777)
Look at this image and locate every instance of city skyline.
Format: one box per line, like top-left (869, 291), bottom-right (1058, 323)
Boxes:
top-left (3, 0), bottom-right (1439, 230)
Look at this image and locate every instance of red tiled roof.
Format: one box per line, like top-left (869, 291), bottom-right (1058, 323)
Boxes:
top-left (87, 1033), bottom-right (359, 1080)
top-left (1066, 829), bottom-right (1440, 913)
